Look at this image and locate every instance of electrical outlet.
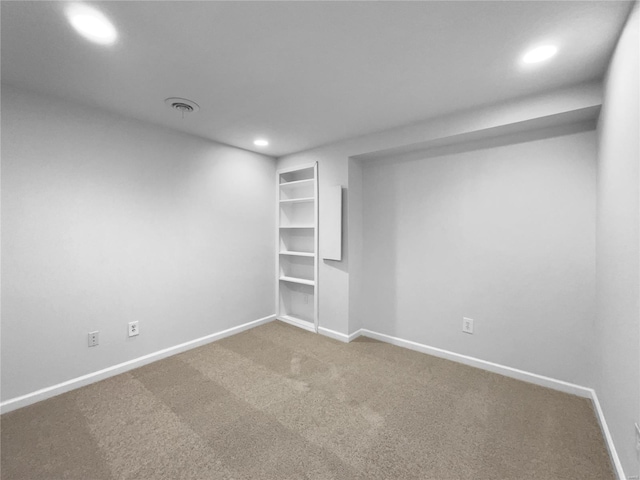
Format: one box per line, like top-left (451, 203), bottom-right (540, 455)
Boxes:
top-left (635, 422), bottom-right (640, 452)
top-left (462, 317), bottom-right (474, 334)
top-left (88, 331), bottom-right (99, 347)
top-left (128, 321), bottom-right (139, 337)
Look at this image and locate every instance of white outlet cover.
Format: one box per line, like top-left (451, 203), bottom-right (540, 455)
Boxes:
top-left (88, 331), bottom-right (99, 347)
top-left (128, 321), bottom-right (139, 337)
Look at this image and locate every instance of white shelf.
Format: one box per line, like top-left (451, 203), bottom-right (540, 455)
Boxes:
top-left (280, 179), bottom-right (314, 188)
top-left (279, 225), bottom-right (314, 229)
top-left (280, 197), bottom-right (314, 204)
top-left (279, 251), bottom-right (315, 257)
top-left (279, 276), bottom-right (315, 286)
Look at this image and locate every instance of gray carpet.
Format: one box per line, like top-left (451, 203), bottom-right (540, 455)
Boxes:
top-left (1, 321), bottom-right (614, 479)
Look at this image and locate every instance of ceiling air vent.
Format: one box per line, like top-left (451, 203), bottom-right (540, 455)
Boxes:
top-left (164, 97), bottom-right (200, 117)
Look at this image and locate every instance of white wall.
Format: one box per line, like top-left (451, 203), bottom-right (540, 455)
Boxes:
top-left (595, 3), bottom-right (640, 477)
top-left (279, 82), bottom-right (601, 336)
top-left (358, 128), bottom-right (597, 387)
top-left (1, 85), bottom-right (276, 402)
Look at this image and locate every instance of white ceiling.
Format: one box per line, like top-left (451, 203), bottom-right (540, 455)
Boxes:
top-left (1, 1), bottom-right (633, 157)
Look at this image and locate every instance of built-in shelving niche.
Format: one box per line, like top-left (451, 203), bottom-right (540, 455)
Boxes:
top-left (276, 163), bottom-right (318, 332)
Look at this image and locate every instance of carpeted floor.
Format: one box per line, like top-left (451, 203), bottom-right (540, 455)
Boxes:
top-left (1, 321), bottom-right (614, 479)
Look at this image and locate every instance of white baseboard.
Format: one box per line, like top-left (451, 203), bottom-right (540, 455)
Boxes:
top-left (356, 328), bottom-right (625, 479)
top-left (318, 326), bottom-right (363, 343)
top-left (590, 390), bottom-right (626, 480)
top-left (0, 314), bottom-right (276, 414)
top-left (359, 329), bottom-right (592, 397)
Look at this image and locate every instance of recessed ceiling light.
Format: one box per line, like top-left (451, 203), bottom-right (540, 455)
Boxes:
top-left (522, 45), bottom-right (558, 64)
top-left (66, 4), bottom-right (118, 45)
top-left (254, 139), bottom-right (269, 147)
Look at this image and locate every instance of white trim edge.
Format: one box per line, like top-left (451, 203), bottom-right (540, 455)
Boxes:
top-left (0, 314), bottom-right (276, 414)
top-left (590, 389), bottom-right (626, 480)
top-left (318, 327), bottom-right (363, 343)
top-left (359, 328), bottom-right (625, 479)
